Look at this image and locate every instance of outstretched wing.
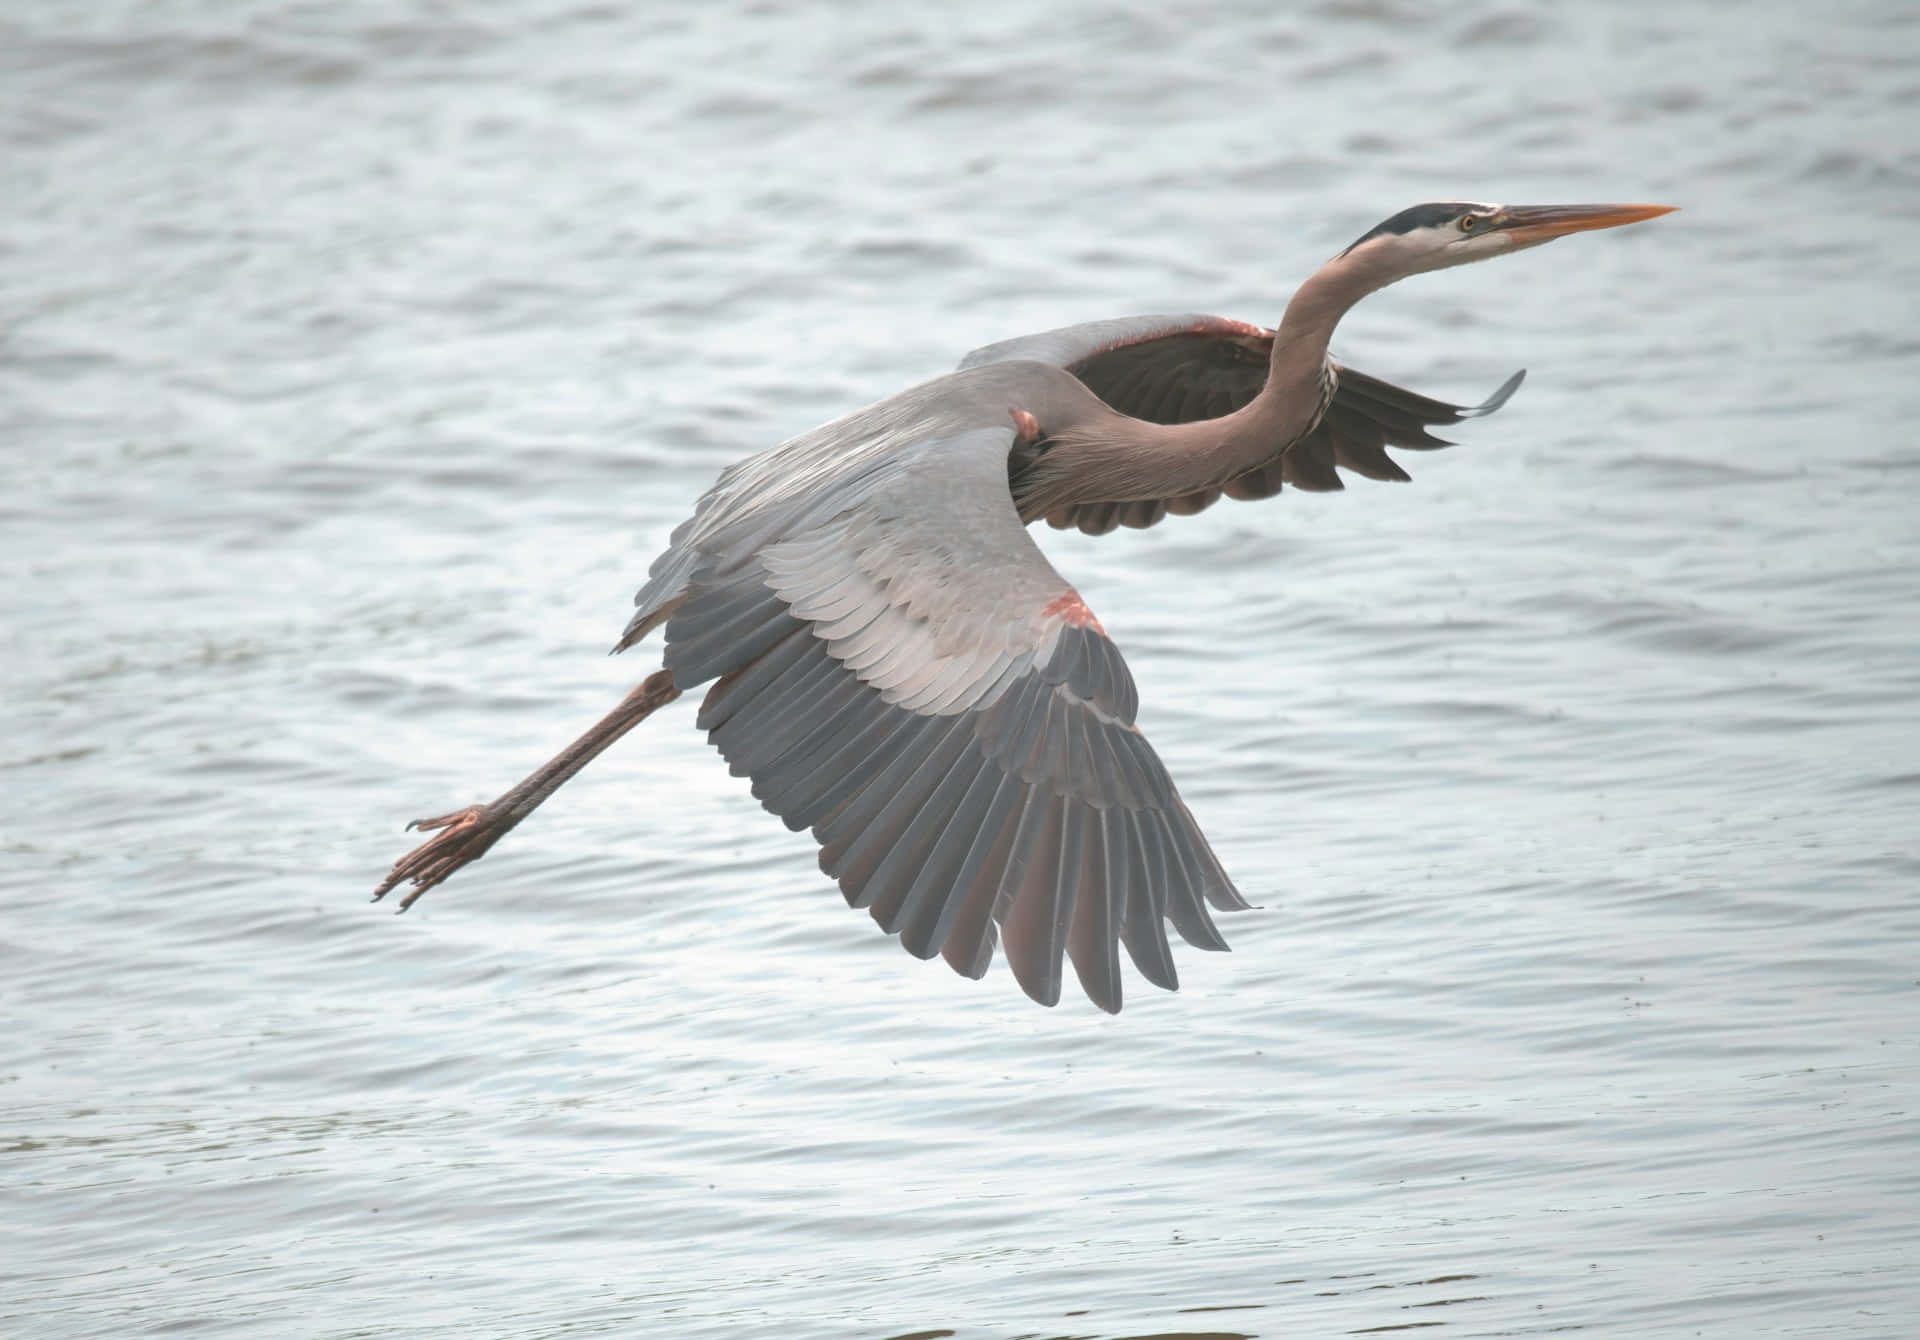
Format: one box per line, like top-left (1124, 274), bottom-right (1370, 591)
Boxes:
top-left (963, 314), bottom-right (1522, 535)
top-left (656, 425), bottom-right (1245, 1013)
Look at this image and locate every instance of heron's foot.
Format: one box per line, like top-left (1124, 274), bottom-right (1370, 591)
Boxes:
top-left (373, 804), bottom-right (504, 911)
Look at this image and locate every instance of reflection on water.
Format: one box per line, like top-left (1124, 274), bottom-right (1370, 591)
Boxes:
top-left (5, 1), bottom-right (1919, 1337)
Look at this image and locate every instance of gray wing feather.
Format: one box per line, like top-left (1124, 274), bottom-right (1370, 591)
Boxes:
top-left (935, 771), bottom-right (1030, 979)
top-left (997, 790), bottom-right (1071, 1006)
top-left (663, 423), bottom-right (1243, 1012)
top-left (1066, 809), bottom-right (1122, 1010)
top-left (1116, 812), bottom-right (1177, 990)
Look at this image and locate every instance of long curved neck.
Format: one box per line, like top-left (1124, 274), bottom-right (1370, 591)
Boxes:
top-left (1269, 244), bottom-right (1398, 378)
top-left (1018, 248), bottom-right (1401, 517)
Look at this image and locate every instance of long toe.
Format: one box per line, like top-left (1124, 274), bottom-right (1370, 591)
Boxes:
top-left (406, 805), bottom-right (486, 834)
top-left (375, 803), bottom-right (515, 909)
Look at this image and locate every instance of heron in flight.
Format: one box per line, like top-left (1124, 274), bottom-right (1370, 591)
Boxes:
top-left (375, 200), bottom-right (1674, 1013)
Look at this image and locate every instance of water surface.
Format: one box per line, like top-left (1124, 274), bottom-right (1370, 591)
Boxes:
top-left (5, 2), bottom-right (1918, 1336)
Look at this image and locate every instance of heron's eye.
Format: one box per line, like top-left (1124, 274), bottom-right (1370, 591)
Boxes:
top-left (1458, 214), bottom-right (1480, 233)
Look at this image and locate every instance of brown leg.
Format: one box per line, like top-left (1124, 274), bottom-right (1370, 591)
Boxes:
top-left (373, 667), bottom-right (681, 910)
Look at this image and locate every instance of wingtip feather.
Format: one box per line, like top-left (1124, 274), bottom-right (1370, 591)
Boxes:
top-left (1460, 369), bottom-right (1526, 418)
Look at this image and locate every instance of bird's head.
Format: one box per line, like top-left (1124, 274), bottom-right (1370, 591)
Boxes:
top-left (1338, 200), bottom-right (1677, 279)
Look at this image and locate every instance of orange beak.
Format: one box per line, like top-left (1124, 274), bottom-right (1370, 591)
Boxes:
top-left (1494, 202), bottom-right (1678, 245)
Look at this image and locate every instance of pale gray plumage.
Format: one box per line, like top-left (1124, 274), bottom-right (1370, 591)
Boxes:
top-left (375, 199), bottom-right (1675, 1014)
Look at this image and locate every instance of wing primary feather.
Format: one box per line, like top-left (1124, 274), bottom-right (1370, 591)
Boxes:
top-left (1282, 439), bottom-right (1344, 492)
top-left (939, 774), bottom-right (1031, 980)
top-left (1153, 808), bottom-right (1231, 952)
top-left (749, 686), bottom-right (890, 826)
top-left (895, 751), bottom-right (1008, 957)
top-left (772, 678), bottom-right (930, 825)
top-left (1137, 808), bottom-right (1184, 935)
top-left (865, 741), bottom-right (990, 935)
top-left (1322, 404), bottom-right (1392, 452)
top-left (815, 712), bottom-right (963, 879)
top-left (1119, 810), bottom-right (1178, 990)
top-left (797, 706), bottom-right (937, 839)
top-left (1067, 808), bottom-right (1123, 1013)
top-left (1170, 797), bottom-right (1248, 912)
top-left (1099, 808), bottom-right (1137, 983)
top-left (821, 715), bottom-right (971, 906)
top-left (1328, 428), bottom-right (1415, 482)
top-left (1459, 369), bottom-right (1526, 417)
top-left (999, 792), bottom-right (1071, 1007)
top-left (711, 643), bottom-right (848, 772)
top-left (1329, 390), bottom-right (1451, 443)
top-left (1334, 367), bottom-right (1472, 422)
top-left (731, 664), bottom-right (868, 776)
top-left (1337, 366), bottom-right (1523, 423)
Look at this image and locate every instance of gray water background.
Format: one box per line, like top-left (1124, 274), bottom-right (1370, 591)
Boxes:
top-left (5, 2), bottom-right (1918, 1336)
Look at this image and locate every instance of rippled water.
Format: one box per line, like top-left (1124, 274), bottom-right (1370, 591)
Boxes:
top-left (6, 2), bottom-right (1918, 1336)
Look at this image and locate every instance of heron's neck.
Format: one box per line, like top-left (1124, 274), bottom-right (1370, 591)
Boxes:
top-left (1267, 248), bottom-right (1392, 381)
top-left (1019, 389), bottom-right (1293, 518)
top-left (1013, 251), bottom-right (1400, 518)
top-left (1168, 250), bottom-right (1394, 482)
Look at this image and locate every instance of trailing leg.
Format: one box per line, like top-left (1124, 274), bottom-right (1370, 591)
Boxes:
top-left (373, 667), bottom-right (681, 909)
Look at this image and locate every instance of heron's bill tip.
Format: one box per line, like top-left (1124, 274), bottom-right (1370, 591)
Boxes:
top-left (1498, 202), bottom-right (1677, 244)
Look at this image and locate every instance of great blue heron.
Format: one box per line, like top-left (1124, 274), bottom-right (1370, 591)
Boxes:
top-left (374, 200), bottom-right (1674, 1012)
